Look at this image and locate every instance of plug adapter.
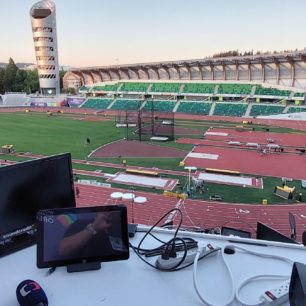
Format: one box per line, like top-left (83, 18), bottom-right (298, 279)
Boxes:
top-left (155, 245), bottom-right (215, 270)
top-left (128, 223), bottom-right (137, 238)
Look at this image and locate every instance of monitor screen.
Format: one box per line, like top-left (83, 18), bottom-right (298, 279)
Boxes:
top-left (36, 205), bottom-right (129, 270)
top-left (0, 153), bottom-right (76, 256)
top-left (256, 222), bottom-right (298, 244)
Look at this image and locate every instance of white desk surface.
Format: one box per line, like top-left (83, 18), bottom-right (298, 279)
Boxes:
top-left (2, 226), bottom-right (306, 306)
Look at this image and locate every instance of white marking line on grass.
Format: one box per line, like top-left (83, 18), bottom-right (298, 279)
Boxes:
top-left (205, 132), bottom-right (228, 137)
top-left (198, 172), bottom-right (253, 187)
top-left (111, 173), bottom-right (169, 188)
top-left (88, 139), bottom-right (124, 158)
top-left (187, 152), bottom-right (219, 160)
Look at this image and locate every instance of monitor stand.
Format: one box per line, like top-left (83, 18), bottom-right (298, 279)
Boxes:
top-left (67, 261), bottom-right (101, 273)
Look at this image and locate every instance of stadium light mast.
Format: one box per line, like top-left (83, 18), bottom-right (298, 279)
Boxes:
top-left (30, 0), bottom-right (60, 95)
top-left (184, 166), bottom-right (197, 195)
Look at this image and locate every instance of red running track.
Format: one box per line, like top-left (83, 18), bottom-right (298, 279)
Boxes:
top-left (75, 184), bottom-right (306, 242)
top-left (2, 108), bottom-right (306, 131)
top-left (174, 114), bottom-right (306, 132)
top-left (184, 146), bottom-right (306, 180)
top-left (204, 127), bottom-right (306, 147)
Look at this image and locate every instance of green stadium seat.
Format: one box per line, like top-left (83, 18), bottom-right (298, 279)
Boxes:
top-left (150, 83), bottom-right (181, 93)
top-left (287, 106), bottom-right (306, 113)
top-left (110, 99), bottom-right (142, 111)
top-left (254, 86), bottom-right (291, 97)
top-left (250, 104), bottom-right (285, 116)
top-left (213, 103), bottom-right (248, 117)
top-left (176, 101), bottom-right (212, 115)
top-left (81, 98), bottom-right (112, 109)
top-left (293, 92), bottom-right (305, 98)
top-left (119, 82), bottom-right (149, 92)
top-left (91, 84), bottom-right (119, 92)
top-left (79, 86), bottom-right (91, 92)
top-left (182, 83), bottom-right (215, 94)
top-left (142, 100), bottom-right (176, 112)
top-left (217, 84), bottom-right (252, 95)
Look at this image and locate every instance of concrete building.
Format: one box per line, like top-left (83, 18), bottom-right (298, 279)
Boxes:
top-left (30, 0), bottom-right (60, 95)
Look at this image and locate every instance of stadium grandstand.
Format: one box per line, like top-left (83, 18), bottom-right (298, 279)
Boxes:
top-left (59, 51), bottom-right (306, 120)
top-left (3, 51), bottom-right (306, 121)
top-left (64, 51), bottom-right (306, 91)
top-left (2, 80), bottom-right (306, 120)
top-left (3, 2), bottom-right (306, 305)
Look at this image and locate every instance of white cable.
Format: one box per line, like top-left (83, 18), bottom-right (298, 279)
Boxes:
top-left (226, 245), bottom-right (293, 305)
top-left (193, 247), bottom-right (235, 306)
top-left (235, 274), bottom-right (290, 306)
top-left (225, 244), bottom-right (294, 266)
top-left (193, 244), bottom-right (293, 306)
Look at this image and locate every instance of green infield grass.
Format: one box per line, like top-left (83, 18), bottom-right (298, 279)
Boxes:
top-left (0, 112), bottom-right (304, 205)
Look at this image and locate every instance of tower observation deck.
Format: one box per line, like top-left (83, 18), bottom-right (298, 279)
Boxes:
top-left (30, 0), bottom-right (60, 95)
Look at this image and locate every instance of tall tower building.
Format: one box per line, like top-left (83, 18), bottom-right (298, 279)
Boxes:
top-left (30, 0), bottom-right (60, 95)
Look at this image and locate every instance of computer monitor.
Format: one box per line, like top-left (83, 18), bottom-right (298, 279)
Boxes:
top-left (0, 153), bottom-right (76, 256)
top-left (256, 222), bottom-right (298, 244)
top-left (36, 205), bottom-right (129, 272)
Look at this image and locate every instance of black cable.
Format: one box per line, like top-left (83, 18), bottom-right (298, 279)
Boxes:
top-left (144, 238), bottom-right (198, 257)
top-left (136, 208), bottom-right (183, 255)
top-left (130, 239), bottom-right (188, 272)
top-left (130, 207), bottom-right (222, 271)
top-left (134, 241), bottom-right (197, 256)
top-left (129, 242), bottom-right (160, 270)
top-left (130, 242), bottom-right (221, 272)
top-left (135, 229), bottom-right (168, 245)
top-left (132, 239), bottom-right (198, 257)
top-left (46, 267), bottom-right (56, 276)
top-left (161, 237), bottom-right (188, 270)
top-left (130, 208), bottom-right (188, 271)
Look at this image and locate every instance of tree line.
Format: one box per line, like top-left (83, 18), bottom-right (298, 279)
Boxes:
top-left (0, 57), bottom-right (68, 95)
top-left (212, 48), bottom-right (302, 59)
top-left (0, 58), bottom-right (40, 94)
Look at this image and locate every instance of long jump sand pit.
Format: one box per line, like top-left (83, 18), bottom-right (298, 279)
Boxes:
top-left (107, 173), bottom-right (177, 190)
top-left (195, 172), bottom-right (263, 188)
top-left (90, 140), bottom-right (187, 158)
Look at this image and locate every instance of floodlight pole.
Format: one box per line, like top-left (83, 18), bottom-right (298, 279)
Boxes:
top-left (185, 166), bottom-right (197, 195)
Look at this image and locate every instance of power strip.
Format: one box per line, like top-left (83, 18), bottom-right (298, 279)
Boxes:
top-left (155, 246), bottom-right (213, 269)
top-left (261, 279), bottom-right (290, 306)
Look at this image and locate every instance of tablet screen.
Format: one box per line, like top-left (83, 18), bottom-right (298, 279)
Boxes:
top-left (36, 205), bottom-right (129, 268)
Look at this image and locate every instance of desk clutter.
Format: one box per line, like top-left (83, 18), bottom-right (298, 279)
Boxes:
top-left (0, 156), bottom-right (306, 305)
